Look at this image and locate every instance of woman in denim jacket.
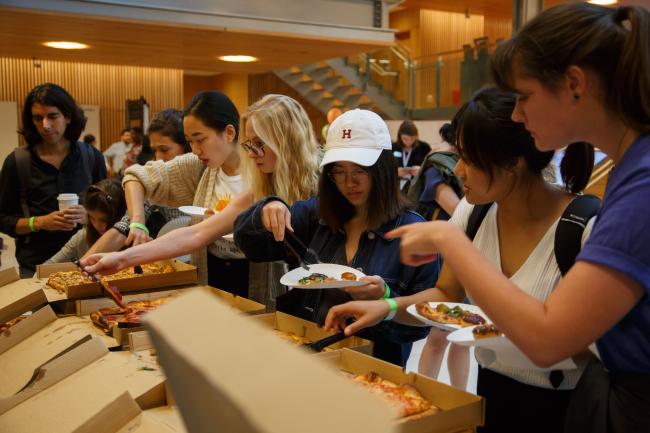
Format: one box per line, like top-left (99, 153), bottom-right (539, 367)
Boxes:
top-left (235, 109), bottom-right (440, 366)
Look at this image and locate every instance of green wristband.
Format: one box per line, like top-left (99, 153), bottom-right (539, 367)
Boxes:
top-left (383, 282), bottom-right (391, 299)
top-left (383, 298), bottom-right (398, 321)
top-left (28, 216), bottom-right (37, 232)
top-left (129, 222), bottom-right (149, 235)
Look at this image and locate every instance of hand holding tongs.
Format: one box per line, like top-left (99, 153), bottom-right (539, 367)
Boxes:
top-left (283, 231), bottom-right (321, 271)
top-left (73, 258), bottom-right (126, 309)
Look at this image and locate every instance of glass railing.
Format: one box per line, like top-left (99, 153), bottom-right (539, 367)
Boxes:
top-left (349, 37), bottom-right (500, 113)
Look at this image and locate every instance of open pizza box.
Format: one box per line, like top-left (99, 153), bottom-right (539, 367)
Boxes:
top-left (0, 307), bottom-right (117, 406)
top-left (36, 259), bottom-right (198, 301)
top-left (315, 349), bottom-right (485, 433)
top-left (0, 267), bottom-right (47, 324)
top-left (144, 287), bottom-right (481, 433)
top-left (251, 311), bottom-right (373, 355)
top-left (0, 340), bottom-right (167, 432)
top-left (83, 285), bottom-right (266, 348)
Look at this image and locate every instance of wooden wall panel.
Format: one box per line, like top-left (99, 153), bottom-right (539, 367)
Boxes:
top-left (183, 73), bottom-right (249, 117)
top-left (484, 14), bottom-right (512, 42)
top-left (248, 73), bottom-right (327, 144)
top-left (417, 9), bottom-right (484, 107)
top-left (0, 57), bottom-right (182, 150)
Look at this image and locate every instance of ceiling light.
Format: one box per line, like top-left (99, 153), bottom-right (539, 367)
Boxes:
top-left (43, 41), bottom-right (89, 50)
top-left (588, 1), bottom-right (618, 5)
top-left (218, 55), bottom-right (258, 63)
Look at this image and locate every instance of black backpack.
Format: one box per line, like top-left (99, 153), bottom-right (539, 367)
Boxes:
top-left (14, 141), bottom-right (96, 217)
top-left (465, 194), bottom-right (601, 276)
top-left (406, 151), bottom-right (464, 221)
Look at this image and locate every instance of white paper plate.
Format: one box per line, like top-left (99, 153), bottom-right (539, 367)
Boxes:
top-left (406, 302), bottom-right (488, 332)
top-left (447, 326), bottom-right (577, 371)
top-left (280, 263), bottom-right (366, 289)
top-left (178, 206), bottom-right (210, 218)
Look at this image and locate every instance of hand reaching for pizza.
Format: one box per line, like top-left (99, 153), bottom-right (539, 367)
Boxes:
top-left (324, 299), bottom-right (390, 336)
top-left (80, 251), bottom-right (129, 276)
top-left (343, 275), bottom-right (386, 300)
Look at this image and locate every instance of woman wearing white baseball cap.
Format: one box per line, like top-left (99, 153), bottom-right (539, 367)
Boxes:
top-left (234, 109), bottom-right (440, 366)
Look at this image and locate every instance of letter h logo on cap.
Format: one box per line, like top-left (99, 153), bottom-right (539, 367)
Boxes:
top-left (341, 129), bottom-right (352, 140)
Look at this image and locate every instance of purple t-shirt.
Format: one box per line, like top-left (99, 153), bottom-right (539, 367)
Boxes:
top-left (577, 134), bottom-right (650, 373)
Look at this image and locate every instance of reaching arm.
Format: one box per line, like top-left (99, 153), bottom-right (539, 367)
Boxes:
top-left (82, 228), bottom-right (127, 258)
top-left (325, 262), bottom-right (465, 334)
top-left (388, 221), bottom-right (644, 367)
top-left (80, 192), bottom-right (254, 274)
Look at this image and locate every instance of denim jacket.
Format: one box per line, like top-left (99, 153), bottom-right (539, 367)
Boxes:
top-left (234, 196), bottom-right (440, 345)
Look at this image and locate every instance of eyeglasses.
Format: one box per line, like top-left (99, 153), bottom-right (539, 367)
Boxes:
top-left (241, 139), bottom-right (265, 157)
top-left (328, 168), bottom-right (370, 184)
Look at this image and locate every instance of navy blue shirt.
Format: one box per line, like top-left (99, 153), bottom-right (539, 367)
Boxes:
top-left (235, 196), bottom-right (440, 346)
top-left (577, 134), bottom-right (650, 373)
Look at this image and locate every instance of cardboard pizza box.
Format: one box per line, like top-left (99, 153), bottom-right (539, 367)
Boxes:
top-left (145, 287), bottom-right (396, 433)
top-left (207, 286), bottom-right (266, 314)
top-left (0, 335), bottom-right (107, 415)
top-left (36, 259), bottom-right (198, 301)
top-left (0, 267), bottom-right (47, 324)
top-left (251, 311), bottom-right (373, 355)
top-left (0, 309), bottom-right (116, 398)
top-left (0, 349), bottom-right (166, 433)
top-left (315, 349), bottom-right (485, 433)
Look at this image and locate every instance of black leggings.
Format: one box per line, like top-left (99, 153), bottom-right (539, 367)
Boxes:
top-left (477, 366), bottom-right (573, 433)
top-left (207, 254), bottom-right (249, 298)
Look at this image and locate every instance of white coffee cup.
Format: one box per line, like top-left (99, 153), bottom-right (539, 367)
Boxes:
top-left (57, 193), bottom-right (79, 211)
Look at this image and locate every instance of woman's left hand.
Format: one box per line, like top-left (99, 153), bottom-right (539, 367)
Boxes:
top-left (386, 221), bottom-right (455, 266)
top-left (343, 275), bottom-right (386, 300)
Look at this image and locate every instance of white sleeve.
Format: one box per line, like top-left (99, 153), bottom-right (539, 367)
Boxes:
top-left (448, 197), bottom-right (475, 232)
top-left (103, 143), bottom-right (117, 158)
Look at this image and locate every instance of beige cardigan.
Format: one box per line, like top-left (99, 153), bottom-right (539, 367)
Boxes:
top-left (123, 153), bottom-right (239, 284)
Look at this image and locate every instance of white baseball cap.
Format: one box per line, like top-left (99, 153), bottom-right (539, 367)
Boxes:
top-left (320, 109), bottom-right (392, 168)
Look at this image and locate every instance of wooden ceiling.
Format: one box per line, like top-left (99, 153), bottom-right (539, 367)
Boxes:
top-left (0, 8), bottom-right (392, 74)
top-left (393, 0), bottom-right (512, 16)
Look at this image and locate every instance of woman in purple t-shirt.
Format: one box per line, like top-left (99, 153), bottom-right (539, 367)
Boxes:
top-left (328, 3), bottom-right (650, 432)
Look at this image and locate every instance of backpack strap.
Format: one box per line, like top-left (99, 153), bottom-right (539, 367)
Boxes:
top-left (554, 194), bottom-right (601, 276)
top-left (465, 203), bottom-right (493, 241)
top-left (78, 141), bottom-right (95, 184)
top-left (13, 145), bottom-right (31, 218)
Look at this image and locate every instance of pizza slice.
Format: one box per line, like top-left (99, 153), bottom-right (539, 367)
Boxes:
top-left (415, 302), bottom-right (462, 325)
top-left (46, 271), bottom-right (93, 293)
top-left (350, 371), bottom-right (437, 418)
top-left (472, 324), bottom-right (502, 339)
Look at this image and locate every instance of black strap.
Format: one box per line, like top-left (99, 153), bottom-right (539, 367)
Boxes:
top-left (14, 145), bottom-right (31, 218)
top-left (554, 194), bottom-right (601, 276)
top-left (465, 203), bottom-right (493, 241)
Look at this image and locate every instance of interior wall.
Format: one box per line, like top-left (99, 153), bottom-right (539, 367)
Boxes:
top-left (183, 73), bottom-right (249, 117)
top-left (248, 73), bottom-right (328, 144)
top-left (0, 57), bottom-right (183, 151)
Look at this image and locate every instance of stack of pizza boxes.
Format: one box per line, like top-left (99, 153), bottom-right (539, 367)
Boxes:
top-left (0, 266), bottom-right (185, 433)
top-left (145, 287), bottom-right (486, 433)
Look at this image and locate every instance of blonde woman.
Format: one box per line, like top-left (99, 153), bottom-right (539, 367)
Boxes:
top-left (82, 94), bottom-right (320, 300)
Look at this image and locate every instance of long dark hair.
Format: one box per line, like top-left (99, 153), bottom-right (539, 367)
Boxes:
top-left (490, 2), bottom-right (650, 133)
top-left (319, 150), bottom-right (408, 231)
top-left (453, 87), bottom-right (593, 193)
top-left (148, 109), bottom-right (191, 153)
top-left (183, 91), bottom-right (239, 140)
top-left (20, 83), bottom-right (86, 146)
top-left (84, 179), bottom-right (126, 245)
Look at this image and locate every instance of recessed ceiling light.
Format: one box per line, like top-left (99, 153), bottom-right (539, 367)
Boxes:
top-left (588, 0), bottom-right (618, 5)
top-left (43, 41), bottom-right (89, 50)
top-left (218, 55), bottom-right (258, 63)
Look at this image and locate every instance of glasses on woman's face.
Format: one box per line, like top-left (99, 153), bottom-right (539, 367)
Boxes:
top-left (328, 167), bottom-right (370, 184)
top-left (241, 139), bottom-right (265, 157)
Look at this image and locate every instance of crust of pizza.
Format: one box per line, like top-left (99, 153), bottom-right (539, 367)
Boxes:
top-left (47, 271), bottom-right (93, 293)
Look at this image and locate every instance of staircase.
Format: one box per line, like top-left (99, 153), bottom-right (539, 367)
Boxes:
top-left (274, 59), bottom-right (405, 119)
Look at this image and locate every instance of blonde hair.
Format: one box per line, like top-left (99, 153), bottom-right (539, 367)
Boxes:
top-left (240, 94), bottom-right (321, 204)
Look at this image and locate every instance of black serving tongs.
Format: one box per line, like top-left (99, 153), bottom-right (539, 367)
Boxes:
top-left (73, 259), bottom-right (126, 309)
top-left (302, 331), bottom-right (353, 352)
top-left (283, 231), bottom-right (322, 271)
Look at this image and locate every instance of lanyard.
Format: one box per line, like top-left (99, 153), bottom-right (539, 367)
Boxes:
top-left (402, 149), bottom-right (412, 167)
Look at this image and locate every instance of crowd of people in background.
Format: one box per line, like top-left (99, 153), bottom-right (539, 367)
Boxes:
top-left (0, 3), bottom-right (648, 433)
